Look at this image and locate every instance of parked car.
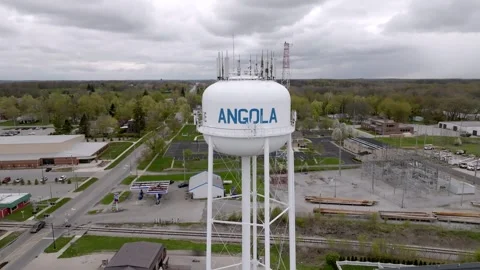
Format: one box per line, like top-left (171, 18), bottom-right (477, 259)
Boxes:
top-left (57, 175), bottom-right (67, 182)
top-left (456, 150), bottom-right (466, 155)
top-left (45, 167), bottom-right (52, 172)
top-left (2, 177), bottom-right (11, 184)
top-left (14, 177), bottom-right (23, 183)
top-left (460, 162), bottom-right (468, 169)
top-left (424, 144), bottom-right (434, 150)
top-left (30, 221), bottom-right (46, 233)
top-left (178, 182), bottom-right (188, 188)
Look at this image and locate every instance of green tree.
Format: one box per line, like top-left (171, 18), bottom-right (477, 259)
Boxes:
top-left (311, 100), bottom-right (323, 121)
top-left (109, 103), bottom-right (116, 117)
top-left (133, 99), bottom-right (146, 133)
top-left (95, 115), bottom-right (118, 136)
top-left (78, 114), bottom-right (90, 137)
top-left (62, 119), bottom-right (73, 134)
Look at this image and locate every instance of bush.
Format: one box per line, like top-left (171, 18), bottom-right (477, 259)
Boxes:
top-left (20, 179), bottom-right (25, 185)
top-left (34, 179), bottom-right (39, 185)
top-left (325, 252), bottom-right (340, 266)
top-left (67, 179), bottom-right (71, 184)
top-left (27, 180), bottom-right (32, 185)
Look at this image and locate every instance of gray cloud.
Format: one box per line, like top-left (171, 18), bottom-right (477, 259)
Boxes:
top-left (384, 0), bottom-right (480, 33)
top-left (0, 0), bottom-right (479, 80)
top-left (199, 0), bottom-right (325, 37)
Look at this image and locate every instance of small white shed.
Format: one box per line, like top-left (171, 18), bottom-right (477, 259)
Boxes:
top-left (188, 171), bottom-right (224, 199)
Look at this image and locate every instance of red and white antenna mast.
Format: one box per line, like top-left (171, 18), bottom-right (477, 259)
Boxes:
top-left (281, 41), bottom-right (291, 89)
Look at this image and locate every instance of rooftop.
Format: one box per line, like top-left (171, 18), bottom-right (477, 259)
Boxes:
top-left (439, 121), bottom-right (480, 127)
top-left (355, 137), bottom-right (388, 148)
top-left (189, 171), bottom-right (224, 191)
top-left (0, 193), bottom-right (30, 204)
top-left (0, 135), bottom-right (83, 145)
top-left (0, 193), bottom-right (31, 209)
top-left (0, 142), bottom-right (107, 161)
top-left (105, 242), bottom-right (164, 270)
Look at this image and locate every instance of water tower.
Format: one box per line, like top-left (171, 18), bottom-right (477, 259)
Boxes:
top-left (195, 50), bottom-right (296, 270)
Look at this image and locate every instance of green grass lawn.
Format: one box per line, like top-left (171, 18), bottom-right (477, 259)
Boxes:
top-left (105, 131), bottom-right (155, 170)
top-left (3, 198), bottom-right (58, 221)
top-left (0, 231), bottom-right (23, 249)
top-left (59, 235), bottom-right (240, 258)
top-left (147, 156), bottom-right (173, 172)
top-left (44, 236), bottom-right (74, 253)
top-left (172, 158), bottom-right (240, 171)
top-left (121, 175), bottom-right (136, 185)
top-left (36, 197), bottom-right (71, 218)
top-left (174, 125), bottom-right (201, 141)
top-left (99, 142), bottom-right (133, 160)
top-left (67, 177), bottom-right (88, 182)
top-left (376, 136), bottom-right (480, 156)
top-left (100, 193), bottom-right (114, 205)
top-left (137, 171), bottom-right (238, 182)
top-left (119, 191), bottom-right (131, 202)
top-left (74, 178), bottom-right (98, 192)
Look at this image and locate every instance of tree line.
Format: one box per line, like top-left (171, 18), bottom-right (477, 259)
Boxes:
top-left (289, 79), bottom-right (480, 130)
top-left (0, 82), bottom-right (204, 137)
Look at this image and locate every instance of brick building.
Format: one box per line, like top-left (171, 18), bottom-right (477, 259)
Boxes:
top-left (361, 118), bottom-right (413, 135)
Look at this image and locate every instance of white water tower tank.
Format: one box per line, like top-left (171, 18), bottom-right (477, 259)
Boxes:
top-left (198, 79), bottom-right (294, 156)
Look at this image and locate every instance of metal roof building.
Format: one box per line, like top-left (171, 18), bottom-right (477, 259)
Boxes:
top-left (0, 193), bottom-right (31, 219)
top-left (105, 242), bottom-right (166, 270)
top-left (188, 171), bottom-right (224, 199)
top-left (0, 135), bottom-right (108, 169)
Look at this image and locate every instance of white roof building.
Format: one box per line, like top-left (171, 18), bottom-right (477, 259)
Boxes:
top-left (188, 171), bottom-right (224, 199)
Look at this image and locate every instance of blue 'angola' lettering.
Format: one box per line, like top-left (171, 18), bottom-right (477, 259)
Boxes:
top-left (218, 108), bottom-right (278, 124)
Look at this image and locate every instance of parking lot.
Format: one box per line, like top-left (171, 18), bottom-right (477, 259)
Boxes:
top-left (0, 169), bottom-right (94, 183)
top-left (0, 126), bottom-right (55, 136)
top-left (0, 180), bottom-right (77, 200)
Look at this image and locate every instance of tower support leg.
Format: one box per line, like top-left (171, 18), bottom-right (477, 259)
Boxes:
top-left (252, 155), bottom-right (258, 270)
top-left (241, 156), bottom-right (251, 269)
top-left (288, 135), bottom-right (296, 270)
top-left (206, 136), bottom-right (214, 270)
top-left (264, 138), bottom-right (271, 269)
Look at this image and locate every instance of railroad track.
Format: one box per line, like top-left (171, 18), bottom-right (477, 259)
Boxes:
top-left (0, 222), bottom-right (474, 257)
top-left (78, 226), bottom-right (475, 257)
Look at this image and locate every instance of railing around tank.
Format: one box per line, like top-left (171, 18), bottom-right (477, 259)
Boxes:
top-left (194, 110), bottom-right (297, 133)
top-left (197, 125), bottom-right (294, 138)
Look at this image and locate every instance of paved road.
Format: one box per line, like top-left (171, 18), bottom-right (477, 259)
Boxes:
top-left (1, 145), bottom-right (146, 270)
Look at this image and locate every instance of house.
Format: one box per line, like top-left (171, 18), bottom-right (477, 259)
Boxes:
top-left (16, 114), bottom-right (38, 124)
top-left (361, 118), bottom-right (413, 135)
top-left (119, 119), bottom-right (136, 133)
top-left (105, 242), bottom-right (167, 270)
top-left (188, 171), bottom-right (224, 199)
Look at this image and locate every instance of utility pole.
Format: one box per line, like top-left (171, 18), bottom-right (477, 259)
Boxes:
top-left (51, 222), bottom-right (56, 250)
top-left (337, 140), bottom-right (342, 198)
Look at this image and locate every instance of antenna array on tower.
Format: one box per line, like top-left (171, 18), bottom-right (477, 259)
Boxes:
top-left (216, 47), bottom-right (280, 81)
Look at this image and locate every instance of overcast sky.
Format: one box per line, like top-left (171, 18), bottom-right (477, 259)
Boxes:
top-left (1, 0), bottom-right (479, 80)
